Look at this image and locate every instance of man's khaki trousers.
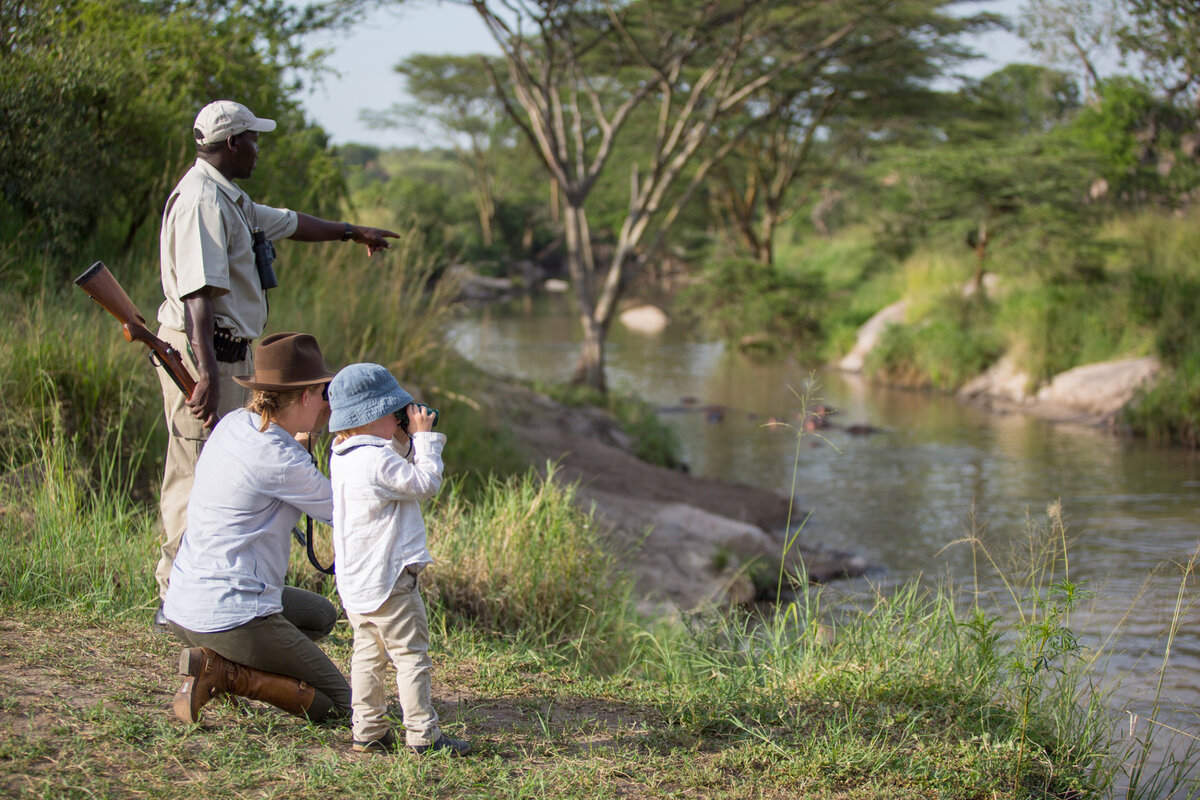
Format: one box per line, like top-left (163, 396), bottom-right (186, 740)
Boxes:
top-left (154, 325), bottom-right (250, 600)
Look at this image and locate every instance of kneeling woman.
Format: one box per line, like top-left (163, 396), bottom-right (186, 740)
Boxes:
top-left (164, 332), bottom-right (351, 723)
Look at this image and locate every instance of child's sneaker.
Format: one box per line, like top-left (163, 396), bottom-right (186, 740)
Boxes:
top-left (352, 730), bottom-right (399, 754)
top-left (410, 733), bottom-right (471, 756)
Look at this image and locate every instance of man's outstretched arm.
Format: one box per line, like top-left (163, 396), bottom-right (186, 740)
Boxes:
top-left (290, 214), bottom-right (399, 257)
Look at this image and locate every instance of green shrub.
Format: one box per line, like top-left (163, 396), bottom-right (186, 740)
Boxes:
top-left (996, 282), bottom-right (1151, 383)
top-left (865, 295), bottom-right (1002, 390)
top-left (423, 468), bottom-right (639, 669)
top-left (1125, 363), bottom-right (1200, 447)
top-left (676, 258), bottom-right (825, 358)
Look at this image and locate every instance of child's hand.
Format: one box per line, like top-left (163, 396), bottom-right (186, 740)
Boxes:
top-left (406, 403), bottom-right (436, 433)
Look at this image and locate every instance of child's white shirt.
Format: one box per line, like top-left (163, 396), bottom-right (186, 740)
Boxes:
top-left (330, 431), bottom-right (445, 614)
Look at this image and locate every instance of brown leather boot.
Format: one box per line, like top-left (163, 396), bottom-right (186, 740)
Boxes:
top-left (172, 647), bottom-right (316, 723)
top-left (225, 660), bottom-right (316, 718)
top-left (173, 647), bottom-right (231, 723)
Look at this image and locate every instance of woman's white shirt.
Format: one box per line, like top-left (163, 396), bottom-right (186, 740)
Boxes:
top-left (164, 408), bottom-right (333, 632)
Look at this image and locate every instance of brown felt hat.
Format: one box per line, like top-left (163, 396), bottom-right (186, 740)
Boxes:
top-left (233, 333), bottom-right (335, 390)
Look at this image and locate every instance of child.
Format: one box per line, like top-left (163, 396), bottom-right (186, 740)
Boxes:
top-left (327, 362), bottom-right (470, 756)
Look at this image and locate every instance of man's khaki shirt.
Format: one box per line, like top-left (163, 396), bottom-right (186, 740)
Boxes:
top-left (157, 159), bottom-right (298, 340)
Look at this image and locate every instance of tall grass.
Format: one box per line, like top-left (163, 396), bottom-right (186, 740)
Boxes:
top-left (0, 401), bottom-right (160, 615)
top-left (423, 467), bottom-right (640, 672)
top-left (268, 228), bottom-right (460, 380)
top-left (0, 286), bottom-right (167, 488)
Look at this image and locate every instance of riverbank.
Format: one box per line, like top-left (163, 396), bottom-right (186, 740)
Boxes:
top-left (489, 379), bottom-right (872, 616)
top-left (0, 350), bottom-right (1178, 800)
top-left (0, 581), bottom-right (1121, 800)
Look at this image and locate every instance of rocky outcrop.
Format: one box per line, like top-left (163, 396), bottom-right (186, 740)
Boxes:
top-left (493, 381), bottom-right (872, 616)
top-left (837, 299), bottom-right (907, 373)
top-left (957, 355), bottom-right (1160, 424)
top-left (1035, 357), bottom-right (1160, 420)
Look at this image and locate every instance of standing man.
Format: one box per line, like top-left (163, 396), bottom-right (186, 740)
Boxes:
top-left (153, 99), bottom-right (398, 626)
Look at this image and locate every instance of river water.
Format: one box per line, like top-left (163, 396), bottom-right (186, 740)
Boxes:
top-left (450, 297), bottom-right (1200, 788)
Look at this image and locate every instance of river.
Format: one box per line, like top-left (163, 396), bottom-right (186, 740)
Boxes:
top-left (450, 296), bottom-right (1199, 790)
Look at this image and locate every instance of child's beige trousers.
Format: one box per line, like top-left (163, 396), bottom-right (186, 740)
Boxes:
top-left (346, 566), bottom-right (441, 746)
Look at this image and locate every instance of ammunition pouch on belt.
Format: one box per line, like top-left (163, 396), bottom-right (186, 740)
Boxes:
top-left (213, 329), bottom-right (251, 363)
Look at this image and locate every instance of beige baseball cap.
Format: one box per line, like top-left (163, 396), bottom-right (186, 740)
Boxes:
top-left (193, 100), bottom-right (276, 145)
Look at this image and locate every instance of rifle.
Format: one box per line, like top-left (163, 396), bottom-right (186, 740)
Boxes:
top-left (74, 261), bottom-right (197, 399)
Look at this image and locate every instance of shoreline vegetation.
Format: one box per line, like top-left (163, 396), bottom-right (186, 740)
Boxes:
top-left (2, 240), bottom-right (1199, 798)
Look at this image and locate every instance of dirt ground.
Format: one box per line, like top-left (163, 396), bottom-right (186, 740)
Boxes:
top-left (0, 612), bottom-right (690, 799)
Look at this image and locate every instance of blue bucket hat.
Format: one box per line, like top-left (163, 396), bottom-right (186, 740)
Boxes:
top-left (327, 363), bottom-right (413, 433)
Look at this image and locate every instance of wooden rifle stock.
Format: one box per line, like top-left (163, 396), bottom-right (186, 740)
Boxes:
top-left (74, 261), bottom-right (197, 399)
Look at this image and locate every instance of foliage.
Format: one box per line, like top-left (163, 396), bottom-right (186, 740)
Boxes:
top-left (341, 146), bottom-right (556, 268)
top-left (707, 0), bottom-right (1002, 265)
top-left (996, 281), bottom-right (1149, 383)
top-left (864, 293), bottom-right (1002, 390)
top-left (1061, 76), bottom-right (1200, 205)
top-left (877, 66), bottom-right (1103, 290)
top-left (1124, 365), bottom-right (1200, 447)
top-left (423, 468), bottom-right (639, 670)
top-left (677, 258), bottom-right (825, 359)
top-left (366, 53), bottom-right (520, 252)
top-left (1118, 0), bottom-right (1200, 105)
top-left (1018, 0), bottom-right (1123, 98)
top-left (0, 0), bottom-right (346, 271)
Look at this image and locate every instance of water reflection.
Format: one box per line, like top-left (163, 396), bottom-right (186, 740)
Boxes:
top-left (450, 298), bottom-right (1200, 791)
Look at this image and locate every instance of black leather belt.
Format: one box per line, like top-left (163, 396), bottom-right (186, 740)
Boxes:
top-left (213, 329), bottom-right (251, 363)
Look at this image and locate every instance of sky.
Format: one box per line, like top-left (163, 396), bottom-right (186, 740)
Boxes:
top-left (299, 0), bottom-right (1034, 150)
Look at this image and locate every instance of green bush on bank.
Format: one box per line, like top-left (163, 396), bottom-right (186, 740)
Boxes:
top-left (866, 293), bottom-right (1004, 390)
top-left (534, 381), bottom-right (685, 470)
top-left (425, 468), bottom-right (639, 670)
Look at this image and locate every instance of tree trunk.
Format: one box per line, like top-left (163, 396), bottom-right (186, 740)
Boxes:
top-left (973, 218), bottom-right (989, 298)
top-left (572, 313), bottom-right (607, 392)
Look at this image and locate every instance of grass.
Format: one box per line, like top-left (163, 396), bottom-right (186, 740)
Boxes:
top-left (4, 419), bottom-right (1200, 797)
top-left (4, 245), bottom-right (1200, 798)
top-left (423, 466), bottom-right (640, 671)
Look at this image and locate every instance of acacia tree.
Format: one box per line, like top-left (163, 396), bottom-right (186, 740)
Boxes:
top-left (1119, 0), bottom-right (1200, 106)
top-left (1018, 0), bottom-right (1124, 101)
top-left (884, 65), bottom-right (1093, 291)
top-left (460, 0), bottom-right (908, 391)
top-left (366, 54), bottom-right (515, 247)
top-left (707, 1), bottom-right (997, 265)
